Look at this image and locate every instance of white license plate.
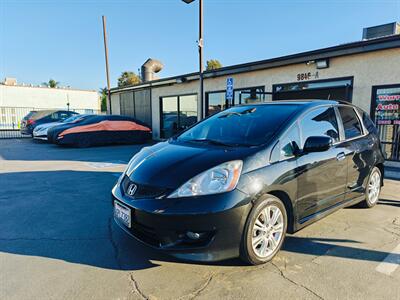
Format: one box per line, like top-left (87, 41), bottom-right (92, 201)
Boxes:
top-left (114, 201), bottom-right (131, 228)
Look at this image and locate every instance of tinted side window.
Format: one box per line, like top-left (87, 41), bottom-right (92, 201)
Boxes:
top-left (51, 112), bottom-right (59, 120)
top-left (280, 124), bottom-right (300, 159)
top-left (299, 107), bottom-right (340, 148)
top-left (32, 110), bottom-right (54, 120)
top-left (338, 106), bottom-right (362, 139)
top-left (361, 111), bottom-right (377, 134)
top-left (59, 112), bottom-right (70, 120)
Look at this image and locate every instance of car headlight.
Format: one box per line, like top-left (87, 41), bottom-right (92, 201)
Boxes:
top-left (168, 160), bottom-right (243, 198)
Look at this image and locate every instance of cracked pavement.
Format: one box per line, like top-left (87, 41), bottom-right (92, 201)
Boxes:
top-left (1, 139), bottom-right (399, 300)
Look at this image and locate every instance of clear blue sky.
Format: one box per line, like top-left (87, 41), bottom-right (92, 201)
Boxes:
top-left (1, 0), bottom-right (399, 91)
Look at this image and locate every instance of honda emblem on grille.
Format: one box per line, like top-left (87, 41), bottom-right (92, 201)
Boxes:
top-left (127, 183), bottom-right (137, 196)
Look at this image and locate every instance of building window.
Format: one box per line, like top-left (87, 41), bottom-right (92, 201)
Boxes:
top-left (371, 84), bottom-right (400, 161)
top-left (233, 86), bottom-right (268, 106)
top-left (160, 94), bottom-right (198, 139)
top-left (273, 77), bottom-right (353, 102)
top-left (206, 86), bottom-right (269, 116)
top-left (206, 91), bottom-right (227, 116)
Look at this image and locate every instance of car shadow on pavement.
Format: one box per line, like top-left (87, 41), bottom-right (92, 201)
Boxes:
top-left (0, 167), bottom-right (249, 270)
top-left (0, 169), bottom-right (399, 271)
top-left (378, 198), bottom-right (400, 208)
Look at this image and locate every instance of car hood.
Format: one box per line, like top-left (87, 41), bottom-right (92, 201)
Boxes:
top-left (47, 123), bottom-right (74, 136)
top-left (125, 141), bottom-right (258, 189)
top-left (34, 122), bottom-right (63, 132)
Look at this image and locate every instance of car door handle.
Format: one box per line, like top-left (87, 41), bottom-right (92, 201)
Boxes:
top-left (336, 152), bottom-right (346, 161)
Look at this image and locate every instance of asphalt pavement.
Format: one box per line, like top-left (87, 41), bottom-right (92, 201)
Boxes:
top-left (0, 139), bottom-right (399, 300)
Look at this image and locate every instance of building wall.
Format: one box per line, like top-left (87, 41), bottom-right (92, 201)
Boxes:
top-left (110, 93), bottom-right (121, 115)
top-left (0, 85), bottom-right (100, 111)
top-left (112, 48), bottom-right (400, 139)
top-left (199, 48), bottom-right (400, 113)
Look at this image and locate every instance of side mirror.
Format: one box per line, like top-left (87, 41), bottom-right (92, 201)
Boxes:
top-left (303, 136), bottom-right (332, 153)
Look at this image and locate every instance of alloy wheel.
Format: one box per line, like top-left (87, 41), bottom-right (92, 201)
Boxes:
top-left (251, 204), bottom-right (284, 258)
top-left (368, 170), bottom-right (381, 204)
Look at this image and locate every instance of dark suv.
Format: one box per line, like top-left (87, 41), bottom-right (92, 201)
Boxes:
top-left (20, 110), bottom-right (78, 135)
top-left (112, 100), bottom-right (384, 265)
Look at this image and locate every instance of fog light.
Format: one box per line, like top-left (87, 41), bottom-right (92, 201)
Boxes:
top-left (186, 231), bottom-right (201, 240)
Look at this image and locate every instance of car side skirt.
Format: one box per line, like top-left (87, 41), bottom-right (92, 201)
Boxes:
top-left (294, 194), bottom-right (365, 232)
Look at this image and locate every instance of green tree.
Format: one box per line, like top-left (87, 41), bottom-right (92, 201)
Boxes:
top-left (42, 79), bottom-right (60, 88)
top-left (206, 59), bottom-right (223, 71)
top-left (99, 87), bottom-right (108, 112)
top-left (117, 71), bottom-right (141, 87)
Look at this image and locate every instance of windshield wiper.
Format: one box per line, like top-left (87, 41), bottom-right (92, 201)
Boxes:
top-left (218, 112), bottom-right (241, 118)
top-left (185, 138), bottom-right (235, 147)
top-left (218, 107), bottom-right (256, 118)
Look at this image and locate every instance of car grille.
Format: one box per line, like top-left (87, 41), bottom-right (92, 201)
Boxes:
top-left (121, 175), bottom-right (169, 199)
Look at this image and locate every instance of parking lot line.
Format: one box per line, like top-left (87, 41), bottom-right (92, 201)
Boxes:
top-left (84, 161), bottom-right (127, 169)
top-left (375, 242), bottom-right (400, 276)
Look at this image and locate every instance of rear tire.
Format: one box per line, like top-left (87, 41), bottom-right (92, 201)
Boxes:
top-left (360, 166), bottom-right (382, 208)
top-left (240, 195), bottom-right (287, 265)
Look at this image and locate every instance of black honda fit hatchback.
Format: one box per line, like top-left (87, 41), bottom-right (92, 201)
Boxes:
top-left (112, 100), bottom-right (384, 265)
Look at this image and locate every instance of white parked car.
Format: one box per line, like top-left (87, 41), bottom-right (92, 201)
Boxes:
top-left (33, 114), bottom-right (85, 140)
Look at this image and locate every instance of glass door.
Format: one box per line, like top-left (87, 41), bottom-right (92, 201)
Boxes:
top-left (160, 95), bottom-right (198, 139)
top-left (161, 96), bottom-right (178, 139)
top-left (179, 95), bottom-right (198, 132)
top-left (206, 92), bottom-right (227, 116)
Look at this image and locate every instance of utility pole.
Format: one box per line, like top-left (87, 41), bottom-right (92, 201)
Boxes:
top-left (182, 0), bottom-right (204, 119)
top-left (66, 93), bottom-right (70, 111)
top-left (102, 15), bottom-right (112, 114)
top-left (198, 0), bottom-right (204, 119)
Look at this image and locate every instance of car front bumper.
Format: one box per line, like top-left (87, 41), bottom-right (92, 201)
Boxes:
top-left (20, 127), bottom-right (32, 135)
top-left (111, 183), bottom-right (252, 262)
top-left (33, 131), bottom-right (48, 140)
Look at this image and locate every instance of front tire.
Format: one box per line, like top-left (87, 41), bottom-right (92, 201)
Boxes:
top-left (240, 195), bottom-right (287, 265)
top-left (360, 166), bottom-right (382, 208)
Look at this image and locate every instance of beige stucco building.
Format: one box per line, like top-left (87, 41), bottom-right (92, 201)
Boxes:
top-left (109, 28), bottom-right (400, 162)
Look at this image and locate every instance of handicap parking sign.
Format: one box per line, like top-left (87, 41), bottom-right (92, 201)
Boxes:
top-left (226, 77), bottom-right (234, 101)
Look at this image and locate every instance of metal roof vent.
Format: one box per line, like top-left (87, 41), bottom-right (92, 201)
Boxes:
top-left (362, 22), bottom-right (400, 40)
top-left (141, 58), bottom-right (163, 82)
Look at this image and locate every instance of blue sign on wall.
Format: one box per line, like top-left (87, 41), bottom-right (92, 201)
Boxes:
top-left (226, 77), bottom-right (234, 101)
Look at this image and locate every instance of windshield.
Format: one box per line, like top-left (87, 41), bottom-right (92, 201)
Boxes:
top-left (63, 114), bottom-right (86, 123)
top-left (176, 104), bottom-right (300, 146)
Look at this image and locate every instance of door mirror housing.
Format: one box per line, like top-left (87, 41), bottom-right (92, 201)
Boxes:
top-left (303, 136), bottom-right (332, 153)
